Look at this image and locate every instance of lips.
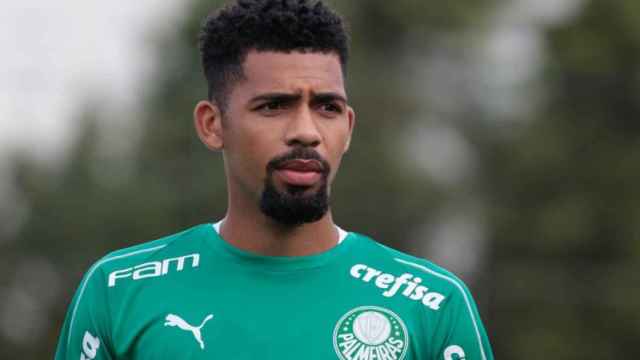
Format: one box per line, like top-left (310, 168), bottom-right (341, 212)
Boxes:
top-left (275, 159), bottom-right (324, 186)
top-left (279, 159), bottom-right (323, 172)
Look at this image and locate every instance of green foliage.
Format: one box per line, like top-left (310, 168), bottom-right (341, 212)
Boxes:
top-left (484, 0), bottom-right (640, 357)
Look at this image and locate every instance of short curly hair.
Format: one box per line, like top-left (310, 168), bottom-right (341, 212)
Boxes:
top-left (199, 0), bottom-right (349, 112)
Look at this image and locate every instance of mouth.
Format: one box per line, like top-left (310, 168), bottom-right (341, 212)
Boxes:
top-left (274, 159), bottom-right (324, 187)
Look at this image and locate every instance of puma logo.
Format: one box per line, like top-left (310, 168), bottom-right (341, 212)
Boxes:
top-left (164, 313), bottom-right (214, 349)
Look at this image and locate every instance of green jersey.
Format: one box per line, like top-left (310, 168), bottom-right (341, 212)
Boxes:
top-left (55, 223), bottom-right (493, 360)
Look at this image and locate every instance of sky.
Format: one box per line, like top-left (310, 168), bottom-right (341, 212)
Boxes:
top-left (0, 0), bottom-right (187, 164)
top-left (0, 0), bottom-right (583, 256)
top-left (0, 0), bottom-right (583, 166)
top-left (0, 2), bottom-right (190, 344)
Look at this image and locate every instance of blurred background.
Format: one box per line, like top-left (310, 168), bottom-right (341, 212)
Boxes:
top-left (1, 0), bottom-right (639, 358)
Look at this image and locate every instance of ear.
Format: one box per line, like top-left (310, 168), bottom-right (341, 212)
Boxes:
top-left (194, 100), bottom-right (224, 151)
top-left (343, 106), bottom-right (356, 153)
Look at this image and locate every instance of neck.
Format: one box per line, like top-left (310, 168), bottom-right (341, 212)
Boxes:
top-left (219, 192), bottom-right (339, 257)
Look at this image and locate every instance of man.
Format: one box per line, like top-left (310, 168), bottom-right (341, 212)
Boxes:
top-left (55, 0), bottom-right (494, 359)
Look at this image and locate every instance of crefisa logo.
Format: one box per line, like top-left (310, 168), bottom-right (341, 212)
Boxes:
top-left (333, 306), bottom-right (408, 360)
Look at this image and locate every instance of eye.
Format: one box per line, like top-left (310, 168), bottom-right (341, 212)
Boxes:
top-left (318, 102), bottom-right (344, 116)
top-left (255, 100), bottom-right (288, 115)
top-left (262, 102), bottom-right (284, 111)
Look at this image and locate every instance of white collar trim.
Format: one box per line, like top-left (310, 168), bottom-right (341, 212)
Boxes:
top-left (212, 220), bottom-right (349, 244)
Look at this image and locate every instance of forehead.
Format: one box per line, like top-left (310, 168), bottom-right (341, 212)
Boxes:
top-left (237, 50), bottom-right (346, 97)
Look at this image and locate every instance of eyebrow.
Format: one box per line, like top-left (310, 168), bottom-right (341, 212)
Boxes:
top-left (249, 92), bottom-right (301, 105)
top-left (248, 91), bottom-right (347, 105)
top-left (311, 92), bottom-right (348, 104)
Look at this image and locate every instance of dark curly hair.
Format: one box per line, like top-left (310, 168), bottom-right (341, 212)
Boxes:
top-left (198, 0), bottom-right (349, 112)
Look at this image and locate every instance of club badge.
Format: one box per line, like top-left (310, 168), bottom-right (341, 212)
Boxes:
top-left (333, 306), bottom-right (408, 360)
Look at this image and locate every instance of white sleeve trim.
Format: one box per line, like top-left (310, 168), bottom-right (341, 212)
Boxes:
top-left (67, 244), bottom-right (167, 349)
top-left (394, 258), bottom-right (488, 360)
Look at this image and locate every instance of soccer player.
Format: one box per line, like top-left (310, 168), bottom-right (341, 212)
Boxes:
top-left (55, 1), bottom-right (494, 359)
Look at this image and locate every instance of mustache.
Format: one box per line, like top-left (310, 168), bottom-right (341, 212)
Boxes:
top-left (266, 148), bottom-right (331, 175)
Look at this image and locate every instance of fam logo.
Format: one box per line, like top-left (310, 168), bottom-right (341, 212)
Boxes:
top-left (333, 306), bottom-right (408, 360)
top-left (108, 253), bottom-right (200, 287)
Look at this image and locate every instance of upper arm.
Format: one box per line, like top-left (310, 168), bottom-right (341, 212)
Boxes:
top-left (55, 263), bottom-right (114, 360)
top-left (432, 283), bottom-right (494, 360)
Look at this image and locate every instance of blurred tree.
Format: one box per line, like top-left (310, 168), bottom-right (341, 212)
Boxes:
top-left (483, 0), bottom-right (640, 358)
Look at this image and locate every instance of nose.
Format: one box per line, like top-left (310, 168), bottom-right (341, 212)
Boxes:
top-left (284, 106), bottom-right (321, 147)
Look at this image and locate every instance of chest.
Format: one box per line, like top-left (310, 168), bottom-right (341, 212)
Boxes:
top-left (108, 264), bottom-right (435, 359)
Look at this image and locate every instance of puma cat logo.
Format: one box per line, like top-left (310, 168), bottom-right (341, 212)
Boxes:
top-left (164, 313), bottom-right (214, 349)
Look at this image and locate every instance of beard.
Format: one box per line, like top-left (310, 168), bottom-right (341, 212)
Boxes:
top-left (259, 148), bottom-right (331, 226)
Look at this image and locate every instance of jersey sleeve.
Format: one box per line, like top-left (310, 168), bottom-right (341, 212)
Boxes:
top-left (432, 281), bottom-right (494, 360)
top-left (55, 262), bottom-right (114, 360)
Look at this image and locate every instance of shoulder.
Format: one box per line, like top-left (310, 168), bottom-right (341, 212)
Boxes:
top-left (104, 224), bottom-right (207, 260)
top-left (346, 232), bottom-right (474, 310)
top-left (82, 224), bottom-right (211, 287)
top-left (348, 232), bottom-right (466, 287)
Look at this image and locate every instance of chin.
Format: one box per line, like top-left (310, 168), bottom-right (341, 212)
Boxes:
top-left (260, 181), bottom-right (329, 226)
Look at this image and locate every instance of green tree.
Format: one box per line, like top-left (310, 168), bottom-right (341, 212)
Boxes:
top-left (484, 0), bottom-right (640, 358)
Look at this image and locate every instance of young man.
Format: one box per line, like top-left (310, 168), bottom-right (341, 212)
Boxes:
top-left (55, 1), bottom-right (494, 359)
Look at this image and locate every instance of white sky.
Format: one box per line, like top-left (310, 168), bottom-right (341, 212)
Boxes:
top-left (0, 0), bottom-right (187, 164)
top-left (0, 0), bottom-right (582, 168)
top-left (0, 2), bottom-right (189, 343)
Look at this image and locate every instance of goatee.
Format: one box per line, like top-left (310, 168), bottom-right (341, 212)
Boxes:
top-left (259, 148), bottom-right (331, 226)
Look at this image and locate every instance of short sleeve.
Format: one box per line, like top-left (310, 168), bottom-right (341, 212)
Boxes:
top-left (432, 282), bottom-right (494, 360)
top-left (55, 263), bottom-right (114, 360)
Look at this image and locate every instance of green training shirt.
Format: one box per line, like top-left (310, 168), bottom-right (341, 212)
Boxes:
top-left (55, 223), bottom-right (493, 360)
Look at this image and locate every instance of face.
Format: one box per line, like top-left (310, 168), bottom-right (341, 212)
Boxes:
top-left (195, 50), bottom-right (355, 225)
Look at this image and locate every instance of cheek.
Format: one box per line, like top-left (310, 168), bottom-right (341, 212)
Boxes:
top-left (324, 126), bottom-right (351, 180)
top-left (225, 126), bottom-right (280, 186)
